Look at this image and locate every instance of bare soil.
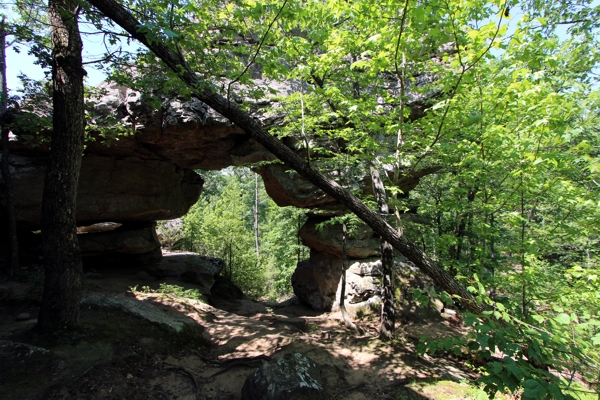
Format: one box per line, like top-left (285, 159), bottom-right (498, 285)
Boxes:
top-left (0, 265), bottom-right (482, 400)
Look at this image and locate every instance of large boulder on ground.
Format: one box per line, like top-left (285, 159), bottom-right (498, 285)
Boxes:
top-left (143, 252), bottom-right (224, 297)
top-left (292, 248), bottom-right (445, 319)
top-left (292, 250), bottom-right (342, 311)
top-left (82, 294), bottom-right (205, 340)
top-left (1, 154), bottom-right (203, 226)
top-left (0, 341), bottom-right (54, 377)
top-left (241, 352), bottom-right (325, 400)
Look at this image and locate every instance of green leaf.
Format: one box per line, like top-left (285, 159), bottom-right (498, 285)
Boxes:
top-left (554, 313), bottom-right (571, 325)
top-left (532, 314), bottom-right (545, 323)
top-left (506, 361), bottom-right (524, 379)
top-left (547, 383), bottom-right (564, 400)
top-left (491, 361), bottom-right (503, 374)
top-left (522, 379), bottom-right (547, 398)
top-left (164, 29), bottom-right (179, 39)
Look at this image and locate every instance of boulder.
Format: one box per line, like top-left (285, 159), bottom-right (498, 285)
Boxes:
top-left (2, 154), bottom-right (203, 226)
top-left (0, 340), bottom-right (56, 378)
top-left (292, 251), bottom-right (342, 311)
top-left (210, 275), bottom-right (245, 300)
top-left (292, 248), bottom-right (444, 319)
top-left (241, 352), bottom-right (325, 400)
top-left (143, 252), bottom-right (224, 297)
top-left (81, 294), bottom-right (205, 340)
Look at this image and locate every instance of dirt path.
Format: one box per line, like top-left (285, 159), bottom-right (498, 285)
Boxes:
top-left (1, 270), bottom-right (478, 400)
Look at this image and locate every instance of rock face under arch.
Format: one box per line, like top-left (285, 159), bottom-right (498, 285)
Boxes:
top-left (7, 154), bottom-right (203, 227)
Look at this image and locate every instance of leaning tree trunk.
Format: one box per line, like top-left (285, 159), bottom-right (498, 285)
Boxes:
top-left (36, 0), bottom-right (86, 334)
top-left (370, 164), bottom-right (395, 340)
top-left (0, 18), bottom-right (19, 275)
top-left (85, 0), bottom-right (484, 314)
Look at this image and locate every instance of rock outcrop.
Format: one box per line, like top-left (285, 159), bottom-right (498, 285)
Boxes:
top-left (144, 252), bottom-right (224, 298)
top-left (82, 294), bottom-right (206, 339)
top-left (291, 251), bottom-right (343, 311)
top-left (5, 154), bottom-right (203, 227)
top-left (299, 217), bottom-right (381, 259)
top-left (78, 222), bottom-right (163, 266)
top-left (293, 245), bottom-right (445, 320)
top-left (292, 213), bottom-right (444, 320)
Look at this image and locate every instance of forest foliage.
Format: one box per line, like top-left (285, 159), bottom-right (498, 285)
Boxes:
top-left (176, 168), bottom-right (307, 300)
top-left (2, 0), bottom-right (600, 397)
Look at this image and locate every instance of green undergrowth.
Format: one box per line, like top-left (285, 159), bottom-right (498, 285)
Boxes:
top-left (130, 283), bottom-right (206, 303)
top-left (396, 379), bottom-right (506, 399)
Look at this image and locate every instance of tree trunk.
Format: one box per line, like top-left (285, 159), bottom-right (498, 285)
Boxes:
top-left (36, 0), bottom-right (86, 334)
top-left (370, 164), bottom-right (395, 340)
top-left (450, 189), bottom-right (476, 266)
top-left (254, 173), bottom-right (260, 258)
top-left (85, 0), bottom-right (483, 314)
top-left (0, 18), bottom-right (19, 275)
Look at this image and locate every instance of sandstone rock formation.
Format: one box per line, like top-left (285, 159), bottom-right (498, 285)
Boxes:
top-left (298, 217), bottom-right (380, 259)
top-left (82, 294), bottom-right (206, 339)
top-left (293, 246), bottom-right (446, 320)
top-left (6, 154), bottom-right (203, 227)
top-left (78, 222), bottom-right (163, 266)
top-left (291, 251), bottom-right (342, 311)
top-left (1, 80), bottom-right (440, 308)
top-left (291, 213), bottom-right (444, 320)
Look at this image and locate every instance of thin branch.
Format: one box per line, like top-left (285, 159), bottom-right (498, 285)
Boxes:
top-left (407, 1), bottom-right (507, 175)
top-left (393, 0), bottom-right (410, 79)
top-left (81, 47), bottom-right (121, 65)
top-left (226, 0), bottom-right (289, 104)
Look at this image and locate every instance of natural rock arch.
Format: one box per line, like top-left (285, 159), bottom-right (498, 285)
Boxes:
top-left (1, 82), bottom-right (438, 310)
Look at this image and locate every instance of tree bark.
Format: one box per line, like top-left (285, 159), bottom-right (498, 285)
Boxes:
top-left (370, 164), bottom-right (395, 340)
top-left (85, 0), bottom-right (483, 314)
top-left (0, 18), bottom-right (19, 275)
top-left (254, 173), bottom-right (260, 258)
top-left (36, 0), bottom-right (86, 334)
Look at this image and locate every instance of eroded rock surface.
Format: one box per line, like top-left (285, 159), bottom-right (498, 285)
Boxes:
top-left (299, 217), bottom-right (381, 259)
top-left (78, 222), bottom-right (162, 265)
top-left (257, 164), bottom-right (337, 208)
top-left (143, 252), bottom-right (224, 297)
top-left (82, 294), bottom-right (205, 339)
top-left (241, 352), bottom-right (324, 400)
top-left (5, 154), bottom-right (203, 226)
top-left (293, 243), bottom-right (445, 320)
top-left (292, 251), bottom-right (342, 311)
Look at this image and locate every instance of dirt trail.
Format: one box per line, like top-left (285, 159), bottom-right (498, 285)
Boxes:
top-left (1, 269), bottom-right (476, 400)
